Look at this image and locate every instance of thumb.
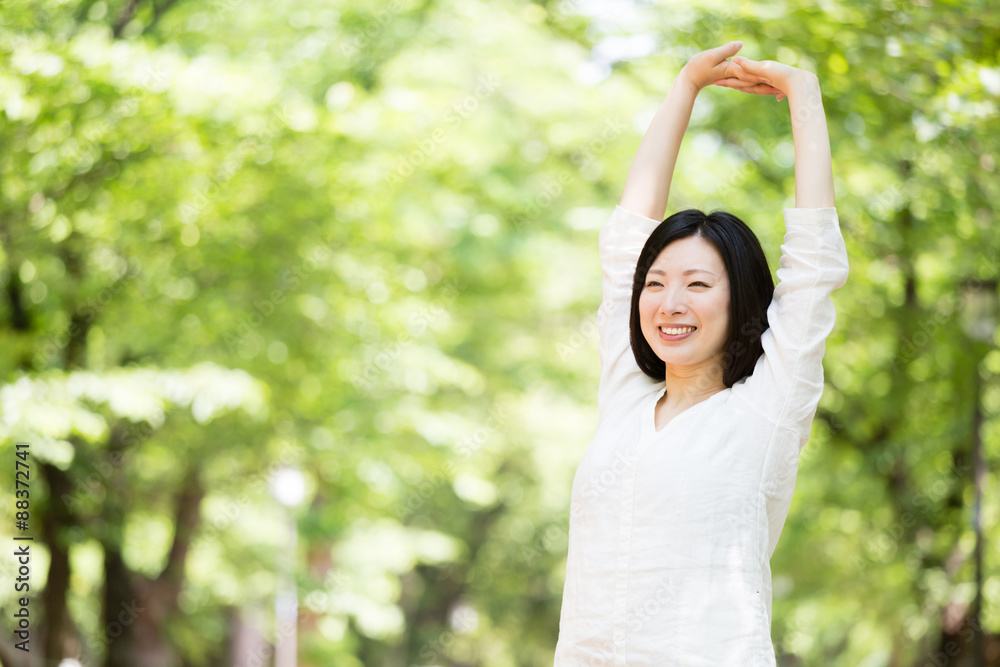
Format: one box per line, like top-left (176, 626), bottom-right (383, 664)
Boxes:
top-left (710, 41), bottom-right (742, 60)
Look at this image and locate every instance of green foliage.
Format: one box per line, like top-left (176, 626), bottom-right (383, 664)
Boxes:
top-left (0, 0), bottom-right (998, 665)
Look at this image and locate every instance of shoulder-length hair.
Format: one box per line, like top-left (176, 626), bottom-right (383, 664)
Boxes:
top-left (629, 209), bottom-right (774, 387)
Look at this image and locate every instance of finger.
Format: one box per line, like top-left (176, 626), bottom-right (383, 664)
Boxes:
top-left (714, 69), bottom-right (756, 85)
top-left (732, 55), bottom-right (765, 76)
top-left (710, 40), bottom-right (743, 62)
top-left (754, 84), bottom-right (783, 95)
top-left (714, 76), bottom-right (772, 91)
top-left (744, 83), bottom-right (782, 95)
top-left (716, 40), bottom-right (743, 56)
top-left (733, 56), bottom-right (779, 85)
top-left (712, 75), bottom-right (783, 97)
top-left (713, 79), bottom-right (742, 89)
top-left (718, 61), bottom-right (746, 78)
top-left (721, 61), bottom-right (772, 85)
top-left (713, 78), bottom-right (752, 90)
top-left (730, 83), bottom-right (784, 96)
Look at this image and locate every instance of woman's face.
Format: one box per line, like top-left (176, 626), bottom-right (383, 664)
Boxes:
top-left (639, 235), bottom-right (731, 376)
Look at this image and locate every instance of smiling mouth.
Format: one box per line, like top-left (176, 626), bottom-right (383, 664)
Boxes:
top-left (658, 326), bottom-right (696, 335)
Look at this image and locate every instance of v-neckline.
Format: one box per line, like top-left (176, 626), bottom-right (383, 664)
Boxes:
top-left (646, 385), bottom-right (726, 436)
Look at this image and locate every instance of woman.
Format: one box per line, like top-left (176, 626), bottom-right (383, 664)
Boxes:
top-left (553, 41), bottom-right (849, 665)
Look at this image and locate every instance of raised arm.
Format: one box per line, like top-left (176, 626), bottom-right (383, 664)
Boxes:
top-left (619, 41), bottom-right (776, 220)
top-left (718, 55), bottom-right (834, 208)
top-left (597, 42), bottom-right (778, 417)
top-left (714, 57), bottom-right (848, 439)
top-left (785, 74), bottom-right (834, 208)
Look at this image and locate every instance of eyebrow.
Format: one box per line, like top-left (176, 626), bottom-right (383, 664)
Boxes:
top-left (647, 268), bottom-right (718, 278)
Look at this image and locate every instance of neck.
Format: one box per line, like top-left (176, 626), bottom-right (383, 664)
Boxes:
top-left (661, 360), bottom-right (726, 405)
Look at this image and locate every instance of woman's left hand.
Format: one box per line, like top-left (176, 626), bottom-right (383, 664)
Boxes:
top-left (712, 55), bottom-right (811, 102)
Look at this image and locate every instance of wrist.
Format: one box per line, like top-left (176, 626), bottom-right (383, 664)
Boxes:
top-left (676, 65), bottom-right (703, 95)
top-left (785, 71), bottom-right (821, 97)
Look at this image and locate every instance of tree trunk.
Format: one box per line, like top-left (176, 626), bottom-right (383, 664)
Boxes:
top-left (40, 462), bottom-right (76, 664)
top-left (102, 455), bottom-right (205, 667)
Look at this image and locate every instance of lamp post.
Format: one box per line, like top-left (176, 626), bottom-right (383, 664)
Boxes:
top-left (959, 277), bottom-right (997, 667)
top-left (269, 466), bottom-right (306, 667)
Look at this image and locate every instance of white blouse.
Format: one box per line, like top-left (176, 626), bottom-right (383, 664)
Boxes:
top-left (553, 205), bottom-right (849, 666)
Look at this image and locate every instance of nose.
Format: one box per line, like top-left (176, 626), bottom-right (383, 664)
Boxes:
top-left (658, 287), bottom-right (688, 315)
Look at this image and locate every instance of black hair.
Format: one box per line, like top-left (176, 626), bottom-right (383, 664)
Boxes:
top-left (629, 208), bottom-right (774, 387)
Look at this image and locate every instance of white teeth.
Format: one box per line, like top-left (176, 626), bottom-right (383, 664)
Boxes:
top-left (660, 326), bottom-right (695, 335)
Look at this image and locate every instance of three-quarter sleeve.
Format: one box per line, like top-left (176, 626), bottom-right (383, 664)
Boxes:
top-left (596, 205), bottom-right (663, 418)
top-left (732, 207), bottom-right (849, 442)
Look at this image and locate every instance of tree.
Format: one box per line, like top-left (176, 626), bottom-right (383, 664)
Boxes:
top-left (0, 0), bottom-right (997, 665)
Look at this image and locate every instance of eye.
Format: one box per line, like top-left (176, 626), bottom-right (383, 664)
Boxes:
top-left (645, 280), bottom-right (661, 287)
top-left (689, 281), bottom-right (709, 287)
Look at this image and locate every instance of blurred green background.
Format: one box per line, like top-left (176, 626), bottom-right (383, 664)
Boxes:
top-left (0, 0), bottom-right (998, 665)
